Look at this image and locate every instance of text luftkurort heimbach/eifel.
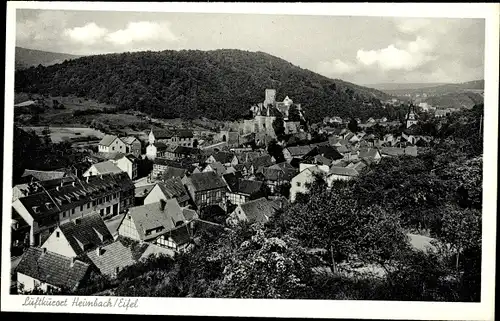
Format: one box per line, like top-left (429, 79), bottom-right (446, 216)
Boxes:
top-left (22, 296), bottom-right (139, 310)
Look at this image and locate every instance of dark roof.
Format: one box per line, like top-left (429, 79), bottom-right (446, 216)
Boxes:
top-left (222, 172), bottom-right (243, 191)
top-left (285, 145), bottom-right (314, 157)
top-left (89, 161), bottom-right (123, 175)
top-left (125, 199), bottom-right (187, 241)
top-left (16, 247), bottom-right (90, 290)
top-left (161, 167), bottom-right (188, 180)
top-left (358, 148), bottom-right (380, 159)
top-left (236, 179), bottom-right (264, 195)
top-left (211, 151), bottom-right (236, 164)
top-left (99, 135), bottom-right (119, 147)
top-left (58, 213), bottom-right (114, 256)
top-left (156, 142), bottom-right (168, 151)
top-left (86, 241), bottom-right (136, 277)
top-left (174, 145), bottom-right (199, 155)
top-left (306, 145), bottom-right (343, 161)
top-left (17, 172), bottom-right (134, 219)
top-left (167, 224), bottom-right (192, 245)
top-left (239, 197), bottom-right (280, 224)
top-left (22, 170), bottom-right (66, 181)
top-left (328, 166), bottom-right (359, 177)
top-left (120, 136), bottom-right (140, 145)
top-left (185, 171), bottom-right (227, 192)
top-left (250, 155), bottom-right (274, 171)
top-left (155, 177), bottom-right (190, 204)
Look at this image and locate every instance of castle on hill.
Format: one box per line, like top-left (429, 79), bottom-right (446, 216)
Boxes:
top-left (234, 89), bottom-right (305, 140)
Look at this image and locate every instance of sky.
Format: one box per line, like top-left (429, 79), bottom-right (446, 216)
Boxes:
top-left (15, 9), bottom-right (485, 85)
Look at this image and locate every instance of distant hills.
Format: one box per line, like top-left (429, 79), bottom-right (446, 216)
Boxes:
top-left (424, 92), bottom-right (484, 110)
top-left (369, 80), bottom-right (484, 97)
top-left (15, 47), bottom-right (83, 70)
top-left (14, 49), bottom-right (392, 123)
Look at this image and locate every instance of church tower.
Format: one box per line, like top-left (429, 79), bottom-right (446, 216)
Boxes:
top-left (148, 128), bottom-right (155, 145)
top-left (405, 103), bottom-right (418, 128)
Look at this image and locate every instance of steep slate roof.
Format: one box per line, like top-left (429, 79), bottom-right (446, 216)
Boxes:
top-left (22, 170), bottom-right (66, 181)
top-left (16, 247), bottom-right (90, 290)
top-left (285, 145), bottom-right (314, 157)
top-left (90, 161), bottom-right (123, 175)
top-left (125, 199), bottom-right (186, 241)
top-left (226, 178), bottom-right (263, 195)
top-left (185, 171), bottom-right (227, 192)
top-left (155, 142), bottom-right (168, 151)
top-left (99, 135), bottom-right (119, 147)
top-left (155, 177), bottom-right (190, 204)
top-left (211, 151), bottom-right (236, 164)
top-left (328, 166), bottom-right (359, 177)
top-left (250, 155), bottom-right (274, 171)
top-left (168, 224), bottom-right (193, 245)
top-left (205, 162), bottom-right (226, 175)
top-left (18, 172), bottom-right (134, 220)
top-left (222, 172), bottom-right (243, 191)
top-left (162, 167), bottom-right (188, 180)
top-left (86, 241), bottom-right (136, 276)
top-left (120, 136), bottom-right (139, 145)
top-left (240, 197), bottom-right (280, 224)
top-left (358, 148), bottom-right (380, 159)
top-left (58, 212), bottom-right (114, 256)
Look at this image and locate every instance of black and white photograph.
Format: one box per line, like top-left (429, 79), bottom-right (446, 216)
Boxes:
top-left (1, 2), bottom-right (498, 320)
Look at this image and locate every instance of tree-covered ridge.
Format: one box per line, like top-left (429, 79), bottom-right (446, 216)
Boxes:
top-left (15, 49), bottom-right (391, 123)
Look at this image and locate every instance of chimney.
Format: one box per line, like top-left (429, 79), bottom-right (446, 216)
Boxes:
top-left (71, 257), bottom-right (76, 266)
top-left (72, 182), bottom-right (76, 187)
top-left (60, 181), bottom-right (64, 187)
top-left (42, 247), bottom-right (47, 254)
top-left (56, 186), bottom-right (60, 191)
top-left (86, 176), bottom-right (89, 183)
top-left (96, 247), bottom-right (103, 257)
top-left (159, 199), bottom-right (167, 211)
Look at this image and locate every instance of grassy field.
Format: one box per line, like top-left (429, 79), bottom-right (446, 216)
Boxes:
top-left (14, 93), bottom-right (227, 138)
top-left (21, 126), bottom-right (106, 143)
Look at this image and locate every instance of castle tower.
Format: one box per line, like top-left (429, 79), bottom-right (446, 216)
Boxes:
top-left (264, 89), bottom-right (276, 107)
top-left (405, 103), bottom-right (418, 128)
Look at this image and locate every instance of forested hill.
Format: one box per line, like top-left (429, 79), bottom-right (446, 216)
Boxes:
top-left (14, 49), bottom-right (391, 123)
top-left (15, 47), bottom-right (82, 70)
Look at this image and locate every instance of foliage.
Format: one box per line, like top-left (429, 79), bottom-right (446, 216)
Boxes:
top-left (348, 118), bottom-right (359, 132)
top-left (267, 140), bottom-right (285, 163)
top-left (12, 126), bottom-right (91, 185)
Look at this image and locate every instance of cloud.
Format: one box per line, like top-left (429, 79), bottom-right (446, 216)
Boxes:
top-left (17, 10), bottom-right (70, 44)
top-left (64, 23), bottom-right (108, 45)
top-left (316, 58), bottom-right (358, 76)
top-left (396, 18), bottom-right (431, 34)
top-left (105, 21), bottom-right (179, 45)
top-left (356, 36), bottom-right (436, 71)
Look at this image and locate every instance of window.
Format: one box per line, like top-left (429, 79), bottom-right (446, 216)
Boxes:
top-left (87, 203), bottom-right (90, 209)
top-left (100, 209), bottom-right (104, 216)
top-left (56, 232), bottom-right (60, 238)
top-left (297, 182), bottom-right (301, 187)
top-left (106, 207), bottom-right (111, 214)
top-left (62, 212), bottom-right (67, 218)
top-left (72, 208), bottom-right (75, 215)
top-left (80, 205), bottom-right (83, 211)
